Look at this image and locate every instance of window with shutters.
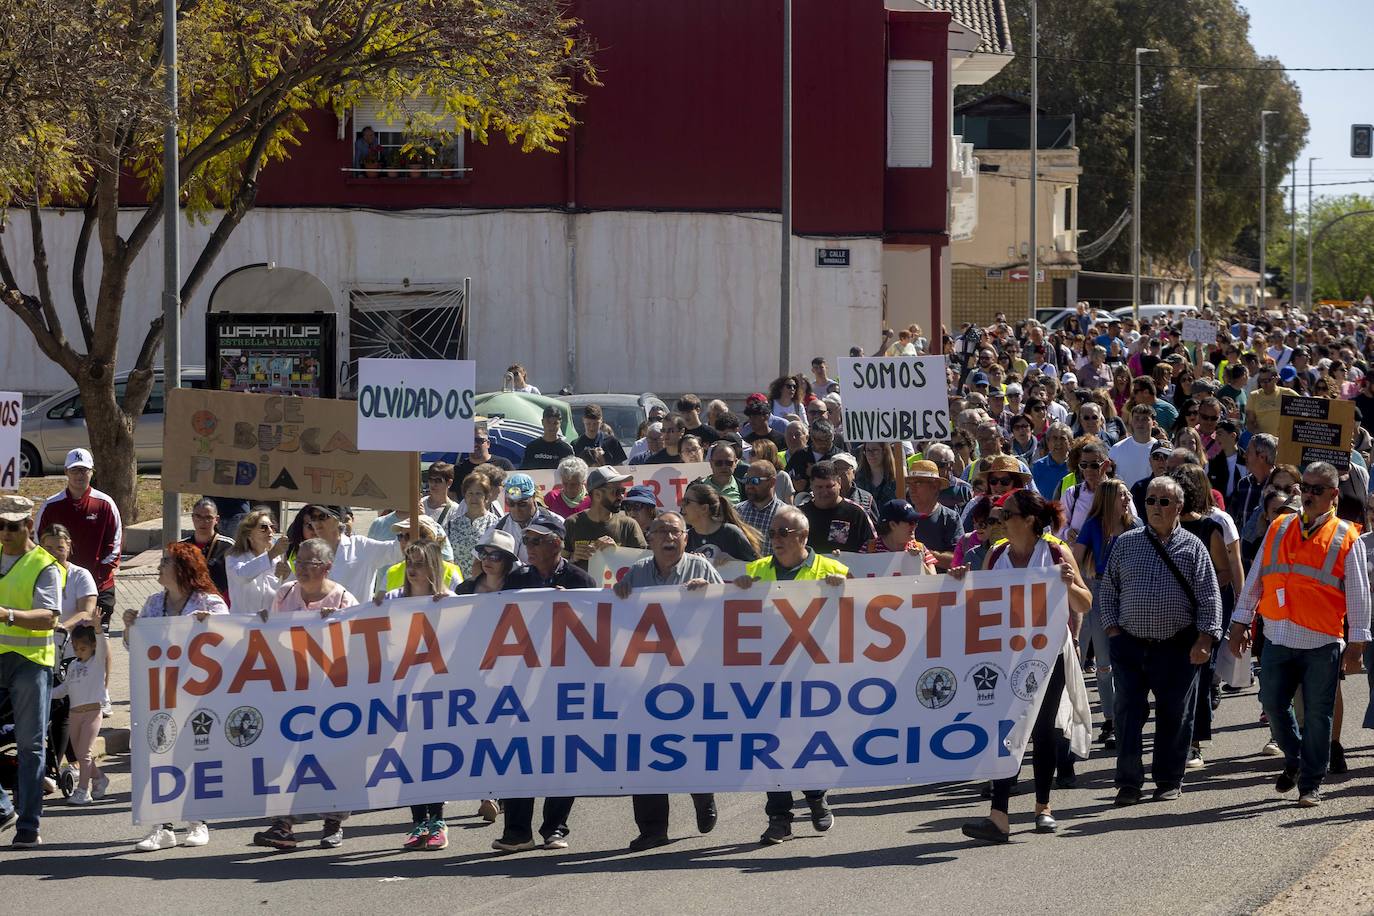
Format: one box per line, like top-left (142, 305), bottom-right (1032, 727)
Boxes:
top-left (349, 95), bottom-right (467, 179)
top-left (886, 61), bottom-right (933, 168)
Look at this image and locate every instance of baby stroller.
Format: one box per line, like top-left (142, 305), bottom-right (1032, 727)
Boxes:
top-left (0, 627), bottom-right (76, 799)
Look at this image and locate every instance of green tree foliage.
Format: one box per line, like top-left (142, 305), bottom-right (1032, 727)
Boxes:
top-left (1266, 194), bottom-right (1374, 302)
top-left (0, 0), bottom-right (595, 519)
top-left (962, 0), bottom-right (1307, 275)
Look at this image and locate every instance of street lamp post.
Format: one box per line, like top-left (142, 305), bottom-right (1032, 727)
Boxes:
top-left (1027, 0), bottom-right (1038, 321)
top-left (1194, 84), bottom-right (1216, 308)
top-left (1307, 156), bottom-right (1321, 309)
top-left (1259, 110), bottom-right (1277, 310)
top-left (161, 0), bottom-right (181, 547)
top-left (1133, 48), bottom-right (1158, 320)
top-left (779, 0), bottom-right (791, 377)
top-left (1290, 156), bottom-right (1298, 308)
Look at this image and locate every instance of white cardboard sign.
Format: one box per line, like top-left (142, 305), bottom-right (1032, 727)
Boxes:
top-left (357, 359), bottom-right (477, 452)
top-left (0, 391), bottom-right (20, 490)
top-left (838, 356), bottom-right (950, 443)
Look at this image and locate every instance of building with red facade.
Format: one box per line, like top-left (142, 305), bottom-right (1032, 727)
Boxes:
top-left (1, 0), bottom-right (1012, 397)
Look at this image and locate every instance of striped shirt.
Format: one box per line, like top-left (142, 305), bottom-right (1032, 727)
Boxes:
top-left (735, 497), bottom-right (786, 556)
top-left (1231, 514), bottom-right (1371, 649)
top-left (1098, 525), bottom-right (1223, 639)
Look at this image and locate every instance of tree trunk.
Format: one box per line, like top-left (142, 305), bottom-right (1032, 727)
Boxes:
top-left (78, 375), bottom-right (142, 524)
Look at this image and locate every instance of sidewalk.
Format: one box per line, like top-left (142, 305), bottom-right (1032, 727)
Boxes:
top-left (1260, 817), bottom-right (1374, 916)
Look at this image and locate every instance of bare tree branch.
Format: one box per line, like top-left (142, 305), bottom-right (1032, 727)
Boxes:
top-left (71, 198), bottom-right (97, 350)
top-left (26, 203), bottom-right (64, 344)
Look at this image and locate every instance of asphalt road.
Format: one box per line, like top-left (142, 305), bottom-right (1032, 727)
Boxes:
top-left (4, 650), bottom-right (1373, 916)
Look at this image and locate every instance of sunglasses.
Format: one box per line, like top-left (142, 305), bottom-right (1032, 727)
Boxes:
top-left (769, 526), bottom-right (800, 539)
top-left (508, 498), bottom-right (533, 509)
top-left (1079, 461), bottom-right (1104, 471)
top-left (298, 559), bottom-right (329, 569)
top-left (474, 437), bottom-right (489, 446)
top-left (1144, 496), bottom-right (1175, 507)
top-left (522, 534), bottom-right (556, 547)
top-left (475, 548), bottom-right (510, 561)
top-left (987, 475), bottom-right (1016, 486)
top-left (1298, 483), bottom-right (1330, 495)
top-left (306, 513), bottom-right (331, 523)
top-left (744, 476), bottom-right (774, 486)
top-left (256, 522), bottom-right (276, 531)
top-left (784, 383), bottom-right (798, 390)
top-left (1199, 413), bottom-right (1219, 421)
top-left (1, 521), bottom-right (27, 533)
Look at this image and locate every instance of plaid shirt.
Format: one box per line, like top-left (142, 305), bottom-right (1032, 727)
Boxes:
top-left (1098, 524), bottom-right (1223, 640)
top-left (735, 496), bottom-right (786, 556)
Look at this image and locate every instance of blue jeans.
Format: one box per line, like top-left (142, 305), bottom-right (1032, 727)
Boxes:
top-left (1259, 641), bottom-right (1340, 794)
top-left (1082, 589), bottom-right (1115, 721)
top-left (1109, 629), bottom-right (1200, 792)
top-left (0, 651), bottom-right (52, 835)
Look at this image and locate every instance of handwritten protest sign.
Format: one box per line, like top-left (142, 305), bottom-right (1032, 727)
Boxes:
top-left (589, 547), bottom-right (922, 589)
top-left (162, 388), bottom-right (410, 510)
top-left (0, 391), bottom-right (20, 490)
top-left (838, 357), bottom-right (950, 443)
top-left (129, 570), bottom-right (1068, 823)
top-left (507, 462), bottom-right (709, 512)
top-left (1181, 318), bottom-right (1219, 345)
top-left (1277, 395), bottom-right (1357, 471)
top-left (357, 358), bottom-right (476, 452)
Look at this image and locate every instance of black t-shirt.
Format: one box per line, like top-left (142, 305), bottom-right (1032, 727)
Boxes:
top-left (643, 448), bottom-right (679, 464)
top-left (571, 433), bottom-right (627, 465)
top-left (800, 499), bottom-right (875, 553)
top-left (687, 524), bottom-right (759, 563)
top-left (521, 437), bottom-right (576, 470)
top-left (684, 423), bottom-right (720, 444)
top-left (744, 428), bottom-right (787, 451)
top-left (508, 559), bottom-right (597, 590)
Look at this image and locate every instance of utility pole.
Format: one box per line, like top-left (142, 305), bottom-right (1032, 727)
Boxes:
top-left (161, 0), bottom-right (181, 547)
top-left (1307, 156), bottom-right (1320, 309)
top-left (1132, 48), bottom-right (1158, 320)
top-left (779, 0), bottom-right (792, 378)
top-left (1194, 84), bottom-right (1215, 308)
top-left (1290, 156), bottom-right (1298, 309)
top-left (1027, 0), bottom-right (1038, 321)
top-left (1259, 110), bottom-right (1277, 310)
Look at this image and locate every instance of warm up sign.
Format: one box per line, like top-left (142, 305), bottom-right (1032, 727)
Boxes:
top-left (838, 356), bottom-right (950, 443)
top-left (129, 571), bottom-right (1067, 824)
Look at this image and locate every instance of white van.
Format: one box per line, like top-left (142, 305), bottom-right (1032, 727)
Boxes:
top-left (1111, 303), bottom-right (1201, 323)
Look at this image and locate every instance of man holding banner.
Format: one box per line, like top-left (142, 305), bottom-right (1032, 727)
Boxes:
top-left (613, 512), bottom-right (722, 850)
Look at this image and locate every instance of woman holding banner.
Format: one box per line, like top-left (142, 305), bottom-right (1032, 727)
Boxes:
top-left (863, 500), bottom-right (937, 573)
top-left (225, 508), bottom-right (287, 616)
top-left (680, 483), bottom-right (760, 565)
top-left (951, 490), bottom-right (1092, 844)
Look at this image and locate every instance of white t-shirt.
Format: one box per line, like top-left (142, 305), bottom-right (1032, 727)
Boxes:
top-left (1108, 437), bottom-right (1156, 488)
top-left (226, 550), bottom-right (282, 616)
top-left (327, 534), bottom-right (403, 608)
top-left (60, 563), bottom-right (98, 618)
top-left (53, 636), bottom-right (107, 708)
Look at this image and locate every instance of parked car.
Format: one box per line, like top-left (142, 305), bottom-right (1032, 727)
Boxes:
top-left (557, 393), bottom-right (659, 444)
top-left (1112, 303), bottom-right (1200, 324)
top-left (419, 392), bottom-right (574, 468)
top-left (20, 368), bottom-right (207, 478)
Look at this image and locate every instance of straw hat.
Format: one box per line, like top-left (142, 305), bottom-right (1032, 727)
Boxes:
top-left (906, 459), bottom-right (947, 486)
top-left (974, 454), bottom-right (1031, 484)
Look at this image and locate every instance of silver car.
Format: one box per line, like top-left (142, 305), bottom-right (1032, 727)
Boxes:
top-left (20, 368), bottom-right (206, 477)
top-left (557, 393), bottom-right (660, 443)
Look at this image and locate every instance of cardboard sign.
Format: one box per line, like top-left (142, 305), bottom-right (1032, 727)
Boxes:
top-left (505, 462), bottom-right (710, 512)
top-left (1181, 318), bottom-right (1219, 345)
top-left (0, 391), bottom-right (20, 490)
top-left (357, 358), bottom-right (477, 452)
top-left (162, 388), bottom-right (411, 509)
top-left (838, 356), bottom-right (950, 443)
top-left (1277, 396), bottom-right (1357, 471)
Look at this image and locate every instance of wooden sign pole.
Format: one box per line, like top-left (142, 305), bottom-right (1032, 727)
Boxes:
top-left (411, 452), bottom-right (424, 541)
top-left (893, 442), bottom-right (908, 501)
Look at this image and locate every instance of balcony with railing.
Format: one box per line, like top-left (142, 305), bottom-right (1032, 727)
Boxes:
top-left (950, 135), bottom-right (979, 242)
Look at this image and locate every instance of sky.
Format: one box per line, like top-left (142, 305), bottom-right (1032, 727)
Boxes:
top-left (1242, 0), bottom-right (1374, 201)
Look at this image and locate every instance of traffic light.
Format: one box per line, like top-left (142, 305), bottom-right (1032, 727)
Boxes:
top-left (1353, 124), bottom-right (1373, 158)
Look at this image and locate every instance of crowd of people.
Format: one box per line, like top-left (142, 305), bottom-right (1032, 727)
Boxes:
top-left (2, 300), bottom-right (1373, 855)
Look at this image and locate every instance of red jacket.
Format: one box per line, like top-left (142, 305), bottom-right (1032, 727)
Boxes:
top-left (35, 487), bottom-right (123, 591)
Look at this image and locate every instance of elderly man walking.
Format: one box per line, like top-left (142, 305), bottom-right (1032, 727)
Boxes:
top-left (614, 512), bottom-right (722, 850)
top-left (1098, 476), bottom-right (1223, 806)
top-left (1227, 461), bottom-right (1368, 807)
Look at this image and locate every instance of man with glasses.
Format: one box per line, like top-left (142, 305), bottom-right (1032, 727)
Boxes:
top-left (1130, 443), bottom-right (1173, 517)
top-left (1076, 401), bottom-right (1116, 446)
top-left (510, 512), bottom-right (597, 590)
top-left (697, 442), bottom-right (742, 502)
top-left (0, 495), bottom-right (61, 848)
top-left (1099, 476), bottom-right (1222, 806)
top-left (735, 461), bottom-right (786, 555)
top-left (785, 420), bottom-right (838, 492)
top-left (621, 485), bottom-right (660, 535)
top-left (733, 506), bottom-right (845, 843)
top-left (905, 460), bottom-right (962, 570)
top-left (421, 460), bottom-right (460, 529)
top-left (628, 400), bottom-right (671, 463)
top-left (180, 498), bottom-right (234, 601)
top-left (742, 394), bottom-right (786, 450)
top-left (1228, 462), bottom-right (1369, 807)
top-left (799, 461), bottom-right (875, 553)
top-left (565, 468), bottom-right (647, 570)
top-left (611, 511), bottom-right (722, 850)
top-left (296, 505), bottom-right (400, 609)
top-left (632, 422), bottom-right (668, 465)
top-left (490, 473), bottom-right (547, 563)
top-left (454, 424), bottom-right (493, 495)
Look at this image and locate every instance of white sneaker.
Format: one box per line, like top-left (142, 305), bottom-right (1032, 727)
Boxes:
top-left (92, 772), bottom-right (110, 800)
top-left (183, 822), bottom-right (209, 847)
top-left (68, 788), bottom-right (92, 806)
top-left (135, 826), bottom-right (178, 852)
top-left (101, 700), bottom-right (114, 718)
top-left (41, 776), bottom-right (56, 796)
top-left (1261, 740), bottom-right (1283, 757)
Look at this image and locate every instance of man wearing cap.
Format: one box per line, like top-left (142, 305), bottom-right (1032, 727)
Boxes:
top-left (295, 505), bottom-right (401, 610)
top-left (734, 461), bottom-right (787, 555)
top-left (571, 404), bottom-right (627, 466)
top-left (35, 448), bottom-right (121, 634)
top-left (565, 468), bottom-right (647, 570)
top-left (1207, 419), bottom-right (1244, 504)
top-left (0, 495), bottom-right (62, 847)
top-left (522, 405), bottom-right (576, 470)
top-left (509, 512), bottom-right (597, 590)
top-left (1131, 444), bottom-right (1174, 517)
top-left (620, 485), bottom-right (659, 536)
top-left (903, 460), bottom-right (963, 570)
top-left (490, 472), bottom-right (546, 563)
top-left (799, 461), bottom-right (875, 553)
top-left (830, 453), bottom-right (876, 522)
top-left (378, 516), bottom-right (464, 594)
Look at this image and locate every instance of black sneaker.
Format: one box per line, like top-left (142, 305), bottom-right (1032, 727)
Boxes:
top-left (253, 821), bottom-right (297, 850)
top-left (1113, 786), bottom-right (1143, 807)
top-left (1275, 767), bottom-right (1299, 794)
top-left (1210, 685), bottom-right (1222, 711)
top-left (1152, 785), bottom-right (1182, 802)
top-left (627, 832), bottom-right (670, 852)
top-left (760, 819), bottom-right (792, 844)
top-left (808, 796), bottom-right (833, 832)
top-left (1330, 741), bottom-right (1349, 775)
top-left (693, 796), bottom-right (718, 834)
top-left (0, 810), bottom-right (16, 833)
top-left (960, 818), bottom-right (1010, 844)
top-left (11, 829), bottom-right (41, 848)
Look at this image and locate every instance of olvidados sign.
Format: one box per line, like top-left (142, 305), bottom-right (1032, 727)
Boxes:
top-left (356, 358), bottom-right (477, 452)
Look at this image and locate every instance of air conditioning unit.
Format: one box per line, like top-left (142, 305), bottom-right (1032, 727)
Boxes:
top-left (1053, 231), bottom-right (1076, 253)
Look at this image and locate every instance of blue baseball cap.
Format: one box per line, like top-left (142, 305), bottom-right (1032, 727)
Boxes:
top-left (623, 484), bottom-right (658, 508)
top-left (505, 473), bottom-right (537, 501)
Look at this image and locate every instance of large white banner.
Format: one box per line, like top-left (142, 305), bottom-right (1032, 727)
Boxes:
top-left (129, 571), bottom-right (1067, 824)
top-left (357, 358), bottom-right (477, 452)
top-left (589, 547), bottom-right (925, 589)
top-left (0, 391), bottom-right (19, 490)
top-left (508, 462), bottom-right (710, 512)
top-left (838, 357), bottom-right (950, 443)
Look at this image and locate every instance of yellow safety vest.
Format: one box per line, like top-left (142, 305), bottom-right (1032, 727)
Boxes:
top-left (0, 546), bottom-right (59, 667)
top-left (746, 552), bottom-right (850, 581)
top-left (383, 559), bottom-right (464, 593)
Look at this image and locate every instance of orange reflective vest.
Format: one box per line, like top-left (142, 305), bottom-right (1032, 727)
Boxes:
top-left (1256, 513), bottom-right (1358, 638)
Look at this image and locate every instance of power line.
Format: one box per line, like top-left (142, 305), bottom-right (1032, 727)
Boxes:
top-left (1031, 55), bottom-right (1374, 73)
